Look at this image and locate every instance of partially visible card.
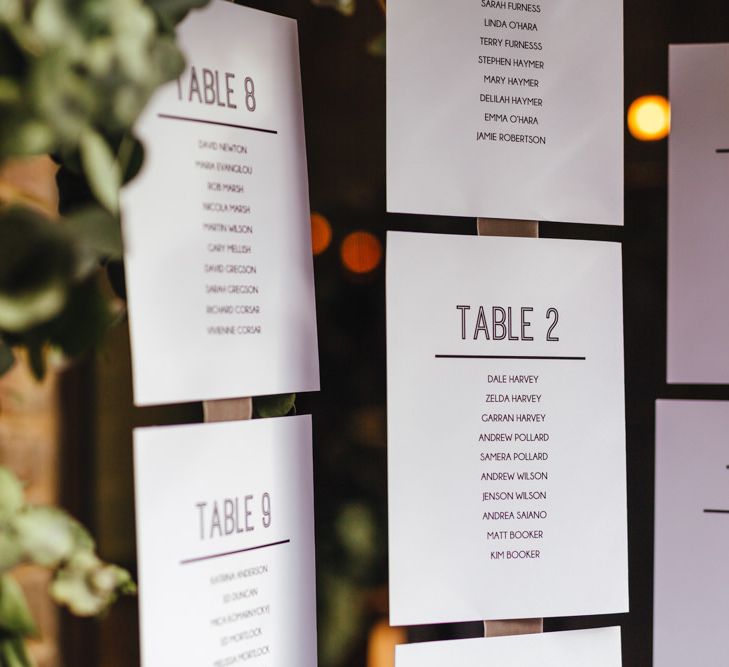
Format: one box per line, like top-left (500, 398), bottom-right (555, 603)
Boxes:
top-left (134, 416), bottom-right (317, 667)
top-left (387, 0), bottom-right (623, 224)
top-left (667, 44), bottom-right (729, 383)
top-left (655, 400), bottom-right (729, 666)
top-left (396, 628), bottom-right (622, 667)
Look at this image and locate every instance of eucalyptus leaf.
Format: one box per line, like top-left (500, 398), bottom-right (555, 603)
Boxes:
top-left (0, 0), bottom-right (22, 23)
top-left (319, 575), bottom-right (364, 666)
top-left (0, 282), bottom-right (68, 335)
top-left (0, 637), bottom-right (33, 667)
top-left (311, 0), bottom-right (356, 16)
top-left (0, 206), bottom-right (77, 333)
top-left (46, 279), bottom-right (113, 358)
top-left (0, 532), bottom-right (23, 573)
top-left (29, 55), bottom-right (94, 146)
top-left (254, 394), bottom-right (296, 418)
top-left (12, 507), bottom-right (89, 567)
top-left (31, 0), bottom-right (74, 44)
top-left (0, 340), bottom-right (15, 376)
top-left (65, 206), bottom-right (123, 260)
top-left (51, 551), bottom-right (134, 617)
top-left (0, 575), bottom-right (38, 637)
top-left (1, 119), bottom-right (55, 157)
top-left (367, 31), bottom-right (385, 57)
top-left (79, 129), bottom-right (121, 215)
top-left (119, 135), bottom-right (145, 184)
top-left (0, 467), bottom-right (24, 523)
top-left (0, 77), bottom-right (21, 104)
top-left (146, 0), bottom-right (210, 26)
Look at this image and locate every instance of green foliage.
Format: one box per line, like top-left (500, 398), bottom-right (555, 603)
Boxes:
top-left (51, 552), bottom-right (136, 617)
top-left (0, 470), bottom-right (23, 524)
top-left (0, 8), bottom-right (182, 656)
top-left (0, 205), bottom-right (117, 379)
top-left (310, 0), bottom-right (357, 16)
top-left (254, 393), bottom-right (296, 418)
top-left (318, 574), bottom-right (364, 666)
top-left (78, 129), bottom-right (122, 215)
top-left (0, 340), bottom-right (14, 375)
top-left (0, 0), bottom-right (208, 377)
top-left (0, 577), bottom-right (37, 638)
top-left (0, 0), bottom-right (378, 377)
top-left (367, 31), bottom-right (385, 57)
top-left (0, 206), bottom-right (77, 334)
top-left (0, 635), bottom-right (33, 667)
top-left (0, 0), bottom-right (187, 160)
top-left (147, 0), bottom-right (210, 26)
top-left (0, 466), bottom-right (135, 665)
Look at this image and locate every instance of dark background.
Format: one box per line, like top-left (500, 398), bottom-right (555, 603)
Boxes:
top-left (60, 1), bottom-right (729, 665)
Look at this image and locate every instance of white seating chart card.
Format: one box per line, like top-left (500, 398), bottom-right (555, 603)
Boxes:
top-left (654, 400), bottom-right (729, 666)
top-left (387, 232), bottom-right (628, 625)
top-left (387, 0), bottom-right (624, 225)
top-left (122, 1), bottom-right (319, 405)
top-left (667, 44), bottom-right (729, 384)
top-left (396, 628), bottom-right (622, 667)
top-left (134, 416), bottom-right (317, 667)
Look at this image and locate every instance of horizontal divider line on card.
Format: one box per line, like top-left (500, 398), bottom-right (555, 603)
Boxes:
top-left (703, 509), bottom-right (729, 515)
top-left (434, 354), bottom-right (587, 361)
top-left (180, 539), bottom-right (291, 566)
top-left (716, 148), bottom-right (729, 154)
top-left (158, 113), bottom-right (278, 134)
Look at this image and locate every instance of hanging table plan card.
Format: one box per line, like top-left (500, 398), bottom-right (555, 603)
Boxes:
top-left (667, 44), bottom-right (729, 384)
top-left (396, 628), bottom-right (622, 667)
top-left (387, 0), bottom-right (624, 225)
top-left (654, 400), bottom-right (729, 666)
top-left (386, 232), bottom-right (628, 625)
top-left (134, 416), bottom-right (317, 667)
top-left (122, 1), bottom-right (319, 406)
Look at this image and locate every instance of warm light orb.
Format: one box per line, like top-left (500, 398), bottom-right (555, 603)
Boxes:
top-left (311, 212), bottom-right (333, 255)
top-left (366, 618), bottom-right (406, 667)
top-left (340, 231), bottom-right (383, 274)
top-left (627, 95), bottom-right (671, 141)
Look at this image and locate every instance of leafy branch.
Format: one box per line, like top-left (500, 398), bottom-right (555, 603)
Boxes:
top-left (0, 0), bottom-right (208, 379)
top-left (0, 466), bottom-right (135, 667)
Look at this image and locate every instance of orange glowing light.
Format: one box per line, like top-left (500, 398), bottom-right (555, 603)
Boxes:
top-left (341, 231), bottom-right (383, 274)
top-left (627, 95), bottom-right (671, 141)
top-left (311, 212), bottom-right (332, 255)
top-left (366, 619), bottom-right (406, 667)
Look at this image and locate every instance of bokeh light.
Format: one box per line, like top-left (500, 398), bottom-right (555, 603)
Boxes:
top-left (627, 95), bottom-right (671, 141)
top-left (366, 619), bottom-right (406, 667)
top-left (340, 231), bottom-right (383, 274)
top-left (311, 212), bottom-right (333, 255)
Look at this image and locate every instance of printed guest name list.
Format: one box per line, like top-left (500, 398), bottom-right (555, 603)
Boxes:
top-left (478, 1), bottom-right (547, 147)
top-left (387, 232), bottom-right (628, 625)
top-left (480, 372), bottom-right (549, 562)
top-left (134, 417), bottom-right (317, 667)
top-left (122, 1), bottom-right (319, 406)
top-left (387, 0), bottom-right (624, 225)
top-left (178, 66), bottom-right (261, 338)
